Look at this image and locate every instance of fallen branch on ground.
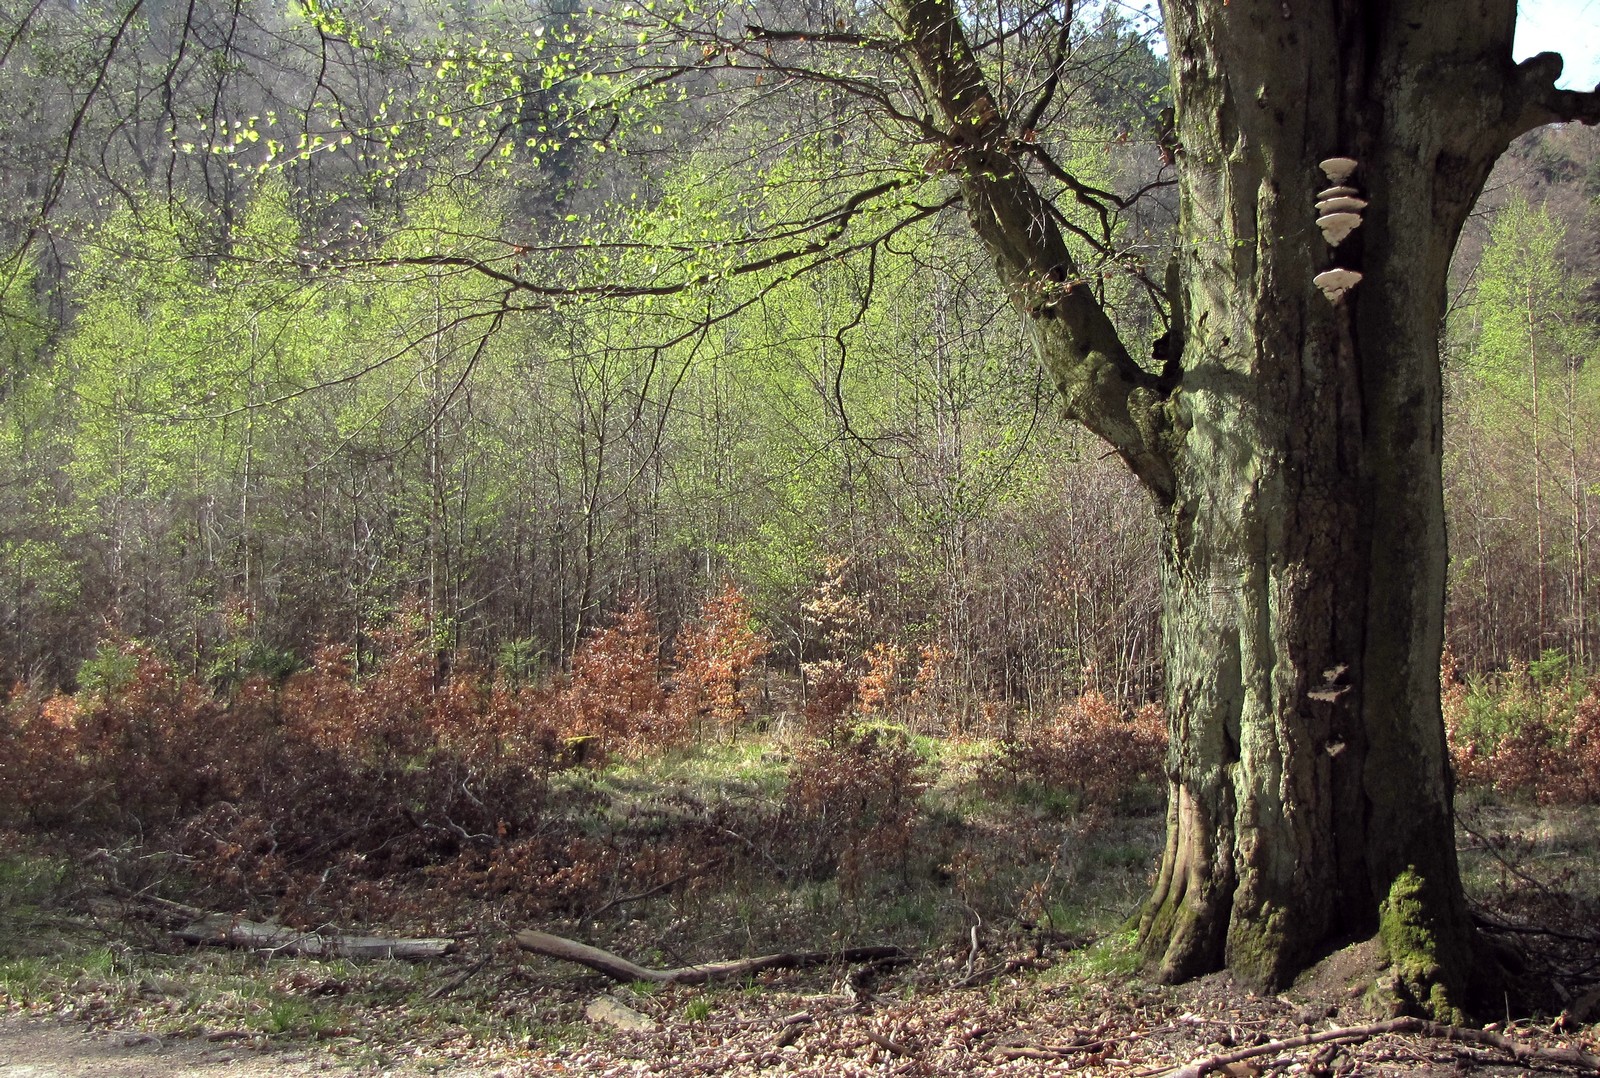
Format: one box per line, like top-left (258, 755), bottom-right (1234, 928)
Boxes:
top-left (584, 864), bottom-right (716, 921)
top-left (425, 951), bottom-right (494, 999)
top-left (955, 955), bottom-right (1052, 988)
top-left (176, 915), bottom-right (459, 959)
top-left (864, 1028), bottom-right (912, 1057)
top-left (1149, 1017), bottom-right (1600, 1078)
top-left (91, 891), bottom-right (208, 928)
top-left (514, 929), bottom-right (907, 986)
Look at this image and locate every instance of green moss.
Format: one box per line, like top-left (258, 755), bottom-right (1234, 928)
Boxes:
top-left (1138, 892), bottom-right (1205, 981)
top-left (1224, 905), bottom-right (1291, 989)
top-left (1378, 867), bottom-right (1467, 1024)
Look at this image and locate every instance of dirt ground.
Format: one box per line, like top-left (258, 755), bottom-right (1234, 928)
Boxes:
top-left (3, 792), bottom-right (1596, 1075)
top-left (6, 946), bottom-right (1597, 1078)
top-left (0, 1015), bottom-right (340, 1077)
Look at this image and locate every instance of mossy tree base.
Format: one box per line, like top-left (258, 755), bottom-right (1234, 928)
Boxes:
top-left (1377, 868), bottom-right (1471, 1024)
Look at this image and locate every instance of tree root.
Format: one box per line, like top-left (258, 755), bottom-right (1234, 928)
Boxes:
top-left (514, 929), bottom-right (907, 986)
top-left (1149, 1017), bottom-right (1600, 1078)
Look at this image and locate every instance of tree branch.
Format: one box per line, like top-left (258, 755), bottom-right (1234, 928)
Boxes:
top-left (887, 0), bottom-right (1174, 498)
top-left (1509, 52), bottom-right (1600, 137)
top-left (318, 180), bottom-right (948, 302)
top-left (747, 24), bottom-right (902, 52)
top-left (1150, 1017), bottom-right (1600, 1078)
top-left (177, 915), bottom-right (459, 959)
top-left (1019, 7), bottom-right (1075, 137)
top-left (514, 929), bottom-right (907, 985)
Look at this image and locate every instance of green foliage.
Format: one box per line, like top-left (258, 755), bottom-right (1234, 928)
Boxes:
top-left (1443, 651), bottom-right (1600, 802)
top-left (76, 641), bottom-right (140, 698)
top-left (1446, 185), bottom-right (1600, 671)
top-left (1472, 193), bottom-right (1594, 394)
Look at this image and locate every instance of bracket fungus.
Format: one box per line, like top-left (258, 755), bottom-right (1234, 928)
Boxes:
top-left (1315, 195), bottom-right (1369, 214)
top-left (1317, 212), bottom-right (1363, 245)
top-left (1320, 156), bottom-right (1359, 184)
top-left (1313, 268), bottom-right (1363, 301)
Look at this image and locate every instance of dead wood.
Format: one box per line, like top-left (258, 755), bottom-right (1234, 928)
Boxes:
top-left (994, 1034), bottom-right (1119, 1061)
top-left (584, 864), bottom-right (716, 921)
top-left (1149, 1017), bottom-right (1600, 1078)
top-left (176, 915), bottom-right (459, 959)
top-left (770, 1010), bottom-right (814, 1048)
top-left (90, 891), bottom-right (208, 928)
top-left (425, 952), bottom-right (494, 1000)
top-left (955, 955), bottom-right (1052, 989)
top-left (514, 928), bottom-right (907, 986)
top-left (864, 1028), bottom-right (913, 1057)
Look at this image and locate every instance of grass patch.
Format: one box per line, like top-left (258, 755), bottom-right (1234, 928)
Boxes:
top-left (1043, 929), bottom-right (1142, 983)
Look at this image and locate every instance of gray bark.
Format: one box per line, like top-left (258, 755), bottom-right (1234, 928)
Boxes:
top-left (886, 0), bottom-right (1600, 1005)
top-left (1138, 0), bottom-right (1599, 1004)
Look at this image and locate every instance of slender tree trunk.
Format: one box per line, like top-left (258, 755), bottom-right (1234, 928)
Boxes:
top-left (1529, 284), bottom-right (1547, 645)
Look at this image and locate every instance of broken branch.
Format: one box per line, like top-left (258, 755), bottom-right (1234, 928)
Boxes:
top-left (176, 915), bottom-right (458, 959)
top-left (1151, 1017), bottom-right (1600, 1078)
top-left (514, 929), bottom-right (907, 986)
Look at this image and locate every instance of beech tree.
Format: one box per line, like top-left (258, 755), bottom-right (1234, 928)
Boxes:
top-left (636, 0), bottom-right (1599, 1011)
top-left (943, 1), bottom-right (1600, 1008)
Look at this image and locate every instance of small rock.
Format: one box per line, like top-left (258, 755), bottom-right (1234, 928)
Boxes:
top-left (585, 994), bottom-right (658, 1032)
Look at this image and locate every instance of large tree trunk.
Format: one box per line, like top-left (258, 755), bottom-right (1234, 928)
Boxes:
top-left (885, 0), bottom-right (1598, 1008)
top-left (1135, 1), bottom-right (1538, 1010)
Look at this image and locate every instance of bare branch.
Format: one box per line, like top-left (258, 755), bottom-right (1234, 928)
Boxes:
top-left (1509, 52), bottom-right (1600, 136)
top-left (1019, 5), bottom-right (1075, 136)
top-left (747, 24), bottom-right (902, 52)
top-left (887, 0), bottom-right (1173, 498)
top-left (321, 181), bottom-right (951, 301)
top-left (1151, 1017), bottom-right (1600, 1078)
top-left (515, 929), bottom-right (907, 985)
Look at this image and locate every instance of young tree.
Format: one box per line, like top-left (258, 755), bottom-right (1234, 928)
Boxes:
top-left (1458, 192), bottom-right (1600, 662)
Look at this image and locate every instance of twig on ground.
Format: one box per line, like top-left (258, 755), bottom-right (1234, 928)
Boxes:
top-left (585, 864), bottom-right (715, 921)
top-left (1457, 816), bottom-right (1565, 898)
top-left (865, 1028), bottom-right (913, 1057)
top-left (962, 924), bottom-right (980, 983)
top-left (1472, 908), bottom-right (1600, 946)
top-left (955, 955), bottom-right (1053, 989)
top-left (424, 951), bottom-right (493, 1000)
top-left (1144, 1017), bottom-right (1600, 1078)
top-left (772, 1010), bottom-right (813, 1048)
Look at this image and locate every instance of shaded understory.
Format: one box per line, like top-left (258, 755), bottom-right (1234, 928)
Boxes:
top-left (1, 735), bottom-right (1597, 1076)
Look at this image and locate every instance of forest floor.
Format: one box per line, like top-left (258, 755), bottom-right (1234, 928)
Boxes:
top-left (2, 742), bottom-right (1598, 1077)
top-left (2, 934), bottom-right (1592, 1077)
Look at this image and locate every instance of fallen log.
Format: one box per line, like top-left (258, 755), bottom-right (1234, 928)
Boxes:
top-left (514, 929), bottom-right (907, 986)
top-left (176, 915), bottom-right (459, 959)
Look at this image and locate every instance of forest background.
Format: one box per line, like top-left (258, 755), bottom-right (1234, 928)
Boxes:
top-left (2, 0), bottom-right (1597, 711)
top-left (0, 0), bottom-right (1599, 1061)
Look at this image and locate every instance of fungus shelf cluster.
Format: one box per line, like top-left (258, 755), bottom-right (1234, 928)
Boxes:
top-left (1311, 156), bottom-right (1366, 302)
